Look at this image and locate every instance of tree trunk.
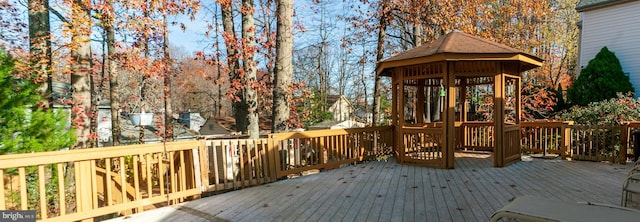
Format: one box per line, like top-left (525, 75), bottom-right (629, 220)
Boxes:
top-left (163, 12), bottom-right (173, 141)
top-left (360, 41), bottom-right (368, 123)
top-left (220, 0), bottom-right (245, 133)
top-left (372, 9), bottom-right (387, 126)
top-left (242, 0), bottom-right (259, 138)
top-left (272, 0), bottom-right (294, 133)
top-left (214, 4), bottom-right (223, 117)
top-left (106, 11), bottom-right (120, 146)
top-left (138, 9), bottom-right (151, 144)
top-left (28, 0), bottom-right (52, 105)
top-left (71, 0), bottom-right (92, 149)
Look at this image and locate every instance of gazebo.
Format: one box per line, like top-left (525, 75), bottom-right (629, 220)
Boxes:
top-left (376, 31), bottom-right (543, 168)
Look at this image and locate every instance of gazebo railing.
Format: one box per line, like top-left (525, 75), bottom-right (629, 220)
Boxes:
top-left (400, 127), bottom-right (444, 166)
top-left (459, 122), bottom-right (494, 151)
top-left (400, 121), bottom-right (635, 164)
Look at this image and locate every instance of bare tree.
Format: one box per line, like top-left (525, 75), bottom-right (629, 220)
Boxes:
top-left (272, 0), bottom-right (294, 132)
top-left (242, 0), bottom-right (259, 138)
top-left (372, 0), bottom-right (388, 126)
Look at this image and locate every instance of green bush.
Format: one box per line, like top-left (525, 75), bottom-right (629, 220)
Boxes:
top-left (558, 93), bottom-right (640, 125)
top-left (567, 47), bottom-right (634, 106)
top-left (300, 92), bottom-right (333, 128)
top-left (0, 50), bottom-right (75, 154)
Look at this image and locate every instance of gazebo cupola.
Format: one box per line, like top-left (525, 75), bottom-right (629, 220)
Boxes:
top-left (376, 31), bottom-right (543, 168)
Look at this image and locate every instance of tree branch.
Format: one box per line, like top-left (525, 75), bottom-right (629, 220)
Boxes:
top-left (48, 6), bottom-right (71, 27)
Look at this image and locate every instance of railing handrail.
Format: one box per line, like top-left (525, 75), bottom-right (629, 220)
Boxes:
top-left (268, 126), bottom-right (392, 140)
top-left (520, 121), bottom-right (574, 127)
top-left (0, 140), bottom-right (199, 169)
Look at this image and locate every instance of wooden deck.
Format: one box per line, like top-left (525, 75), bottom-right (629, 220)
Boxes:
top-left (106, 152), bottom-right (631, 222)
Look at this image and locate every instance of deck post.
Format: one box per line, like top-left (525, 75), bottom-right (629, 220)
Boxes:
top-left (563, 121), bottom-right (573, 159)
top-left (560, 122), bottom-right (568, 159)
top-left (267, 135), bottom-right (279, 180)
top-left (621, 123), bottom-right (629, 164)
top-left (198, 140), bottom-right (209, 190)
top-left (76, 160), bottom-right (94, 222)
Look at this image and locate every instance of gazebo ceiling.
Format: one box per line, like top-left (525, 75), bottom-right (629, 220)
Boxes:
top-left (376, 31), bottom-right (544, 76)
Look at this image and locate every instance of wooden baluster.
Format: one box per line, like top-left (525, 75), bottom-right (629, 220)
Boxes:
top-left (105, 158), bottom-right (112, 206)
top-left (91, 160), bottom-right (98, 209)
top-left (133, 155), bottom-right (141, 212)
top-left (179, 150), bottom-right (186, 201)
top-left (119, 157), bottom-right (126, 206)
top-left (0, 169), bottom-right (4, 210)
top-left (58, 163), bottom-right (66, 216)
top-left (146, 153), bottom-right (152, 198)
top-left (18, 167), bottom-right (27, 210)
top-left (38, 165), bottom-right (47, 219)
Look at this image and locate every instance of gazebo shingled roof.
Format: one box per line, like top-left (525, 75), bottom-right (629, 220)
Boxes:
top-left (376, 31), bottom-right (543, 76)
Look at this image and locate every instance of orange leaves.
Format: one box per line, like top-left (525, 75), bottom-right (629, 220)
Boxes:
top-left (217, 0), bottom-right (233, 7)
top-left (240, 4), bottom-right (255, 15)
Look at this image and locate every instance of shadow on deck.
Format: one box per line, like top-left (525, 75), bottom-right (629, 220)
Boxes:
top-left (106, 152), bottom-right (631, 222)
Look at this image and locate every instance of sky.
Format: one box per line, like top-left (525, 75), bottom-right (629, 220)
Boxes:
top-left (166, 0), bottom-right (356, 56)
top-left (168, 11), bottom-right (213, 55)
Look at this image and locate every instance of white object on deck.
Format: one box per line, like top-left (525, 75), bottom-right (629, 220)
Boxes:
top-left (490, 195), bottom-right (640, 222)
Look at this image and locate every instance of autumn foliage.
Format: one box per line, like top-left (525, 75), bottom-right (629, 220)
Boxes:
top-left (0, 0), bottom-right (583, 143)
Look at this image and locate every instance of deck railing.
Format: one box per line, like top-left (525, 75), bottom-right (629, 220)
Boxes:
top-left (269, 126), bottom-right (394, 178)
top-left (0, 141), bottom-right (201, 222)
top-left (520, 121), bottom-right (636, 163)
top-left (2, 122), bottom-right (639, 221)
top-left (0, 126), bottom-right (393, 221)
top-left (521, 121), bottom-right (571, 158)
top-left (198, 138), bottom-right (274, 192)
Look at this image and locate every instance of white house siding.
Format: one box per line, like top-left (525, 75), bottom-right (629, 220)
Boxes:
top-left (579, 0), bottom-right (640, 95)
top-left (328, 97), bottom-right (352, 121)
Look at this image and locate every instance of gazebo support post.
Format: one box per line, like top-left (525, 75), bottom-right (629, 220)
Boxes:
top-left (460, 78), bottom-right (468, 150)
top-left (445, 62), bottom-right (456, 169)
top-left (417, 79), bottom-right (425, 123)
top-left (392, 79), bottom-right (399, 162)
top-left (397, 69), bottom-right (405, 163)
top-left (494, 69), bottom-right (505, 167)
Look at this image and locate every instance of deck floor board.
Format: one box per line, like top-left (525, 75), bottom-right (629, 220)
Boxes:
top-left (107, 153), bottom-right (631, 222)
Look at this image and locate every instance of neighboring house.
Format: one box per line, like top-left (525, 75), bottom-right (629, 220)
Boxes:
top-left (97, 108), bottom-right (198, 146)
top-left (53, 82), bottom-right (197, 146)
top-left (199, 116), bottom-right (274, 138)
top-left (199, 116), bottom-right (236, 138)
top-left (178, 112), bottom-right (207, 132)
top-left (326, 95), bottom-right (353, 122)
top-left (308, 120), bottom-right (365, 130)
top-left (576, 0), bottom-right (640, 95)
top-left (351, 100), bottom-right (373, 125)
